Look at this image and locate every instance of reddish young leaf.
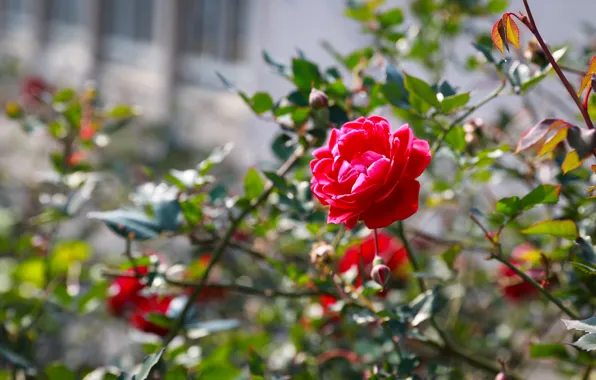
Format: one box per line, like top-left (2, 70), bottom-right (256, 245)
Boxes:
top-left (492, 19), bottom-right (506, 55)
top-left (539, 127), bottom-right (568, 156)
top-left (503, 14), bottom-right (521, 49)
top-left (578, 55), bottom-right (596, 97)
top-left (516, 119), bottom-right (570, 153)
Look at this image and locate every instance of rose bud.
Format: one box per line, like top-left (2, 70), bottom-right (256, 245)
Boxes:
top-left (309, 241), bottom-right (335, 269)
top-left (370, 256), bottom-right (391, 289)
top-left (309, 88), bottom-right (328, 110)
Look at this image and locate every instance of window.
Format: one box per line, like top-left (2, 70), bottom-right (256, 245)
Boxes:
top-left (102, 0), bottom-right (154, 42)
top-left (50, 0), bottom-right (82, 25)
top-left (179, 0), bottom-right (247, 62)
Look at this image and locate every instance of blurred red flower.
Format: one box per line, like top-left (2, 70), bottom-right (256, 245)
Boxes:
top-left (498, 243), bottom-right (545, 302)
top-left (20, 75), bottom-right (53, 105)
top-left (320, 231), bottom-right (409, 312)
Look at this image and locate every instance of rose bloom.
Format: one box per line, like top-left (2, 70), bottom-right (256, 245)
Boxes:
top-left (320, 231), bottom-right (409, 312)
top-left (310, 116), bottom-right (431, 229)
top-left (128, 295), bottom-right (178, 337)
top-left (106, 266), bottom-right (150, 317)
top-left (498, 243), bottom-right (545, 302)
top-left (20, 75), bottom-right (53, 105)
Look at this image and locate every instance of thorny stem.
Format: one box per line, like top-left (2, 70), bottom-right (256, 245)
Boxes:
top-left (521, 0), bottom-right (594, 130)
top-left (161, 144), bottom-right (307, 347)
top-left (469, 214), bottom-right (580, 320)
top-left (431, 78), bottom-right (507, 153)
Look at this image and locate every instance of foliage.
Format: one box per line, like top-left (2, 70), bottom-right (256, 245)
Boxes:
top-left (2, 1), bottom-right (596, 379)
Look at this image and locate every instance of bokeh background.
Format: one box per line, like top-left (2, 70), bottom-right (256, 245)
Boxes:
top-left (0, 0), bottom-right (595, 376)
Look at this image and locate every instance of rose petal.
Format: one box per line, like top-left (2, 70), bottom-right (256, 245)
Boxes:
top-left (360, 180), bottom-right (421, 229)
top-left (403, 139), bottom-right (431, 180)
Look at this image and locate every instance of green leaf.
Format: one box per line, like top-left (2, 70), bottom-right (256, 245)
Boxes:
top-left (444, 126), bottom-right (466, 153)
top-left (263, 171), bottom-right (291, 193)
top-left (521, 220), bottom-right (578, 240)
top-left (292, 58), bottom-right (321, 91)
top-left (487, 0), bottom-right (509, 13)
top-left (131, 349), bottom-right (164, 380)
top-left (378, 8), bottom-right (404, 28)
top-left (244, 169), bottom-right (266, 200)
top-left (51, 240), bottom-right (91, 274)
top-left (520, 184), bottom-right (560, 211)
top-left (382, 64), bottom-right (410, 108)
top-left (569, 261), bottom-right (596, 275)
top-left (248, 349), bottom-right (265, 377)
top-left (410, 287), bottom-right (445, 326)
top-left (250, 92), bottom-right (274, 115)
top-left (441, 245), bottom-right (462, 268)
top-left (495, 196), bottom-right (521, 217)
top-left (362, 281), bottom-right (383, 297)
top-left (562, 317), bottom-right (596, 334)
top-left (198, 143), bottom-right (234, 176)
top-left (404, 74), bottom-right (440, 108)
top-left (45, 363), bottom-right (75, 380)
top-left (108, 105), bottom-right (138, 119)
top-left (53, 88), bottom-right (76, 104)
top-left (0, 346), bottom-right (34, 370)
top-left (529, 344), bottom-right (570, 360)
top-left (440, 92), bottom-right (470, 113)
top-left (573, 333), bottom-right (596, 352)
top-left (87, 209), bottom-right (161, 240)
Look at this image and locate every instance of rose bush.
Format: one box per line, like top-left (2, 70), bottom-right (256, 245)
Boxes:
top-left (2, 1), bottom-right (596, 379)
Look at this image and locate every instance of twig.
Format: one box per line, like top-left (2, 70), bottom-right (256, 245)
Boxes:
top-left (124, 237), bottom-right (140, 277)
top-left (521, 0), bottom-right (594, 130)
top-left (432, 78), bottom-right (507, 153)
top-left (161, 144), bottom-right (307, 346)
top-left (469, 214), bottom-right (580, 319)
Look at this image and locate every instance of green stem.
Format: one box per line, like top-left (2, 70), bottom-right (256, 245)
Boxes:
top-left (431, 78), bottom-right (506, 154)
top-left (161, 144), bottom-right (307, 346)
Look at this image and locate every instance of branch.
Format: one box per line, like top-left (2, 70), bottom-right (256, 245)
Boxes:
top-left (432, 78), bottom-right (506, 153)
top-left (161, 144), bottom-right (308, 346)
top-left (469, 214), bottom-right (579, 319)
top-left (521, 0), bottom-right (594, 130)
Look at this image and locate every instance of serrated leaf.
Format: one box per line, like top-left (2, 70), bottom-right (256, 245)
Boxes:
top-left (578, 56), bottom-right (596, 97)
top-left (244, 169), bottom-right (265, 200)
top-left (521, 220), bottom-right (578, 240)
top-left (250, 92), bottom-right (274, 115)
top-left (573, 333), bottom-right (596, 352)
top-left (569, 262), bottom-right (596, 275)
top-left (131, 349), bottom-right (164, 380)
top-left (495, 196), bottom-right (521, 217)
top-left (516, 119), bottom-right (570, 153)
top-left (539, 127), bottom-right (568, 156)
top-left (520, 184), bottom-right (560, 211)
top-left (292, 58), bottom-right (321, 91)
top-left (562, 150), bottom-right (586, 174)
top-left (410, 287), bottom-right (444, 326)
top-left (440, 92), bottom-right (470, 113)
top-left (562, 317), bottom-right (596, 333)
top-left (404, 74), bottom-right (440, 108)
top-left (503, 14), bottom-right (520, 49)
top-left (88, 209), bottom-right (161, 241)
top-left (491, 19), bottom-right (506, 54)
top-left (263, 171), bottom-right (291, 193)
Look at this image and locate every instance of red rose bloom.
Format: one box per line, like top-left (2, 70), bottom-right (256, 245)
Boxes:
top-left (320, 231), bottom-right (408, 312)
top-left (128, 295), bottom-right (176, 337)
top-left (498, 243), bottom-right (545, 302)
top-left (106, 266), bottom-right (149, 317)
top-left (310, 116), bottom-right (431, 229)
top-left (20, 76), bottom-right (53, 105)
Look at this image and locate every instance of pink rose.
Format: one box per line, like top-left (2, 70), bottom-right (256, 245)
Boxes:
top-left (310, 116), bottom-right (431, 229)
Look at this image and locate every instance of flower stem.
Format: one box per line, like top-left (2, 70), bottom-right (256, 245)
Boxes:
top-left (521, 0), bottom-right (594, 130)
top-left (396, 221), bottom-right (425, 293)
top-left (373, 228), bottom-right (380, 257)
